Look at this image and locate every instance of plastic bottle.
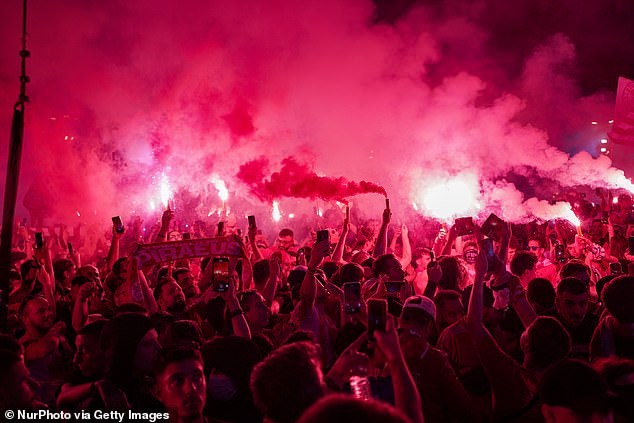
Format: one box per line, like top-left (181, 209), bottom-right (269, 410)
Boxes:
top-left (349, 368), bottom-right (372, 400)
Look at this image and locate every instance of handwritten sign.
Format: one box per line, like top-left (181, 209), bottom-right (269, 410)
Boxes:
top-left (134, 237), bottom-right (246, 268)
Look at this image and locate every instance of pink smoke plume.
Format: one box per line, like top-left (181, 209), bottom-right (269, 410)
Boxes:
top-left (237, 156), bottom-right (386, 202)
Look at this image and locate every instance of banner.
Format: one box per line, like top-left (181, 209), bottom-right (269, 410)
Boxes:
top-left (134, 236), bottom-right (247, 268)
top-left (608, 76), bottom-right (634, 145)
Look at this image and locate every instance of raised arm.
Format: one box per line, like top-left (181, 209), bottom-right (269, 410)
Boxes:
top-left (398, 224), bottom-right (412, 269)
top-left (223, 272), bottom-right (251, 339)
top-left (375, 316), bottom-right (425, 423)
top-left (373, 207), bottom-right (391, 258)
top-left (440, 224), bottom-right (458, 256)
top-left (331, 206), bottom-right (350, 263)
top-left (107, 223), bottom-right (124, 273)
top-left (155, 208), bottom-right (174, 242)
top-left (298, 239), bottom-right (329, 319)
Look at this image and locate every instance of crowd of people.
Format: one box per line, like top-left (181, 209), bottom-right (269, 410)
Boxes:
top-left (1, 188), bottom-right (634, 423)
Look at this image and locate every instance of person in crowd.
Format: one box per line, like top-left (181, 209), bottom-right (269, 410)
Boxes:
top-left (526, 277), bottom-right (556, 315)
top-left (527, 236), bottom-right (558, 282)
top-left (250, 341), bottom-right (325, 423)
top-left (4, 195), bottom-right (631, 421)
top-left (397, 295), bottom-right (486, 423)
top-left (56, 319), bottom-right (108, 409)
top-left (433, 289), bottom-right (464, 334)
top-left (547, 277), bottom-right (598, 361)
top-left (0, 348), bottom-right (43, 410)
top-left (152, 346), bottom-right (206, 423)
top-left (539, 359), bottom-right (613, 423)
top-left (20, 294), bottom-right (74, 406)
top-left (98, 313), bottom-right (162, 409)
top-left (510, 251), bottom-right (538, 288)
top-left (298, 395), bottom-right (410, 423)
top-left (591, 275), bottom-right (634, 360)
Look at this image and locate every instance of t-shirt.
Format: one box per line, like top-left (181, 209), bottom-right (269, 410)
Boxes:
top-left (545, 311), bottom-right (598, 361)
top-left (404, 343), bottom-right (488, 423)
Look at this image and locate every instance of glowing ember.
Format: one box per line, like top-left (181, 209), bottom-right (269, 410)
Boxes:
top-left (159, 173), bottom-right (172, 208)
top-left (212, 178), bottom-right (229, 202)
top-left (272, 201), bottom-right (282, 222)
top-left (559, 204), bottom-right (581, 227)
top-left (414, 174), bottom-right (482, 222)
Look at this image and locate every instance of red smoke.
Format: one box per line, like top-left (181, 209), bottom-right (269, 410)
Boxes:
top-left (237, 156), bottom-right (387, 202)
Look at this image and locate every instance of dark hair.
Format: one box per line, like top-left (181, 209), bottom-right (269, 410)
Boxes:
top-left (19, 259), bottom-right (38, 281)
top-left (100, 313), bottom-right (155, 385)
top-left (527, 236), bottom-right (546, 249)
top-left (252, 260), bottom-right (270, 289)
top-left (372, 254), bottom-right (399, 278)
top-left (163, 320), bottom-right (202, 348)
top-left (278, 228), bottom-right (294, 238)
top-left (437, 256), bottom-right (467, 291)
top-left (560, 261), bottom-right (590, 284)
top-left (18, 294), bottom-right (47, 318)
top-left (539, 359), bottom-right (611, 417)
top-left (556, 277), bottom-right (588, 296)
top-left (525, 317), bottom-right (571, 370)
top-left (153, 346), bottom-right (202, 377)
top-left (411, 247), bottom-right (431, 270)
top-left (237, 290), bottom-right (262, 312)
top-left (71, 275), bottom-right (92, 287)
top-left (112, 257), bottom-right (127, 278)
top-left (298, 394), bottom-right (409, 423)
top-left (336, 263), bottom-right (364, 286)
top-left (250, 342), bottom-right (324, 423)
top-left (510, 251), bottom-right (537, 277)
top-left (602, 276), bottom-right (634, 323)
top-left (288, 268), bottom-right (307, 289)
top-left (77, 319), bottom-right (107, 338)
top-left (594, 356), bottom-right (634, 422)
top-left (202, 336), bottom-right (262, 392)
top-left (154, 278), bottom-right (176, 301)
top-left (434, 290), bottom-right (463, 311)
top-left (595, 275), bottom-right (616, 302)
top-left (526, 278), bottom-right (556, 311)
top-left (53, 258), bottom-right (74, 282)
top-left (321, 261), bottom-right (340, 281)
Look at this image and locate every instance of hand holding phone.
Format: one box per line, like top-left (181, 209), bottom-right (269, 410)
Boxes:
top-left (316, 229), bottom-right (330, 245)
top-left (212, 257), bottom-right (230, 292)
top-left (35, 232), bottom-right (44, 250)
top-left (112, 216), bottom-right (125, 234)
top-left (480, 238), bottom-right (496, 272)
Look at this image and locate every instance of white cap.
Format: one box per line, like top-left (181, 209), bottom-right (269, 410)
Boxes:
top-left (402, 295), bottom-right (436, 320)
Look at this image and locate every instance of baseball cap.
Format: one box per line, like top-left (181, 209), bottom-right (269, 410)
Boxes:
top-left (402, 295), bottom-right (436, 320)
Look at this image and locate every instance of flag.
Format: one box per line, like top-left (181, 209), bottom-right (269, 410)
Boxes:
top-left (608, 76), bottom-right (634, 145)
